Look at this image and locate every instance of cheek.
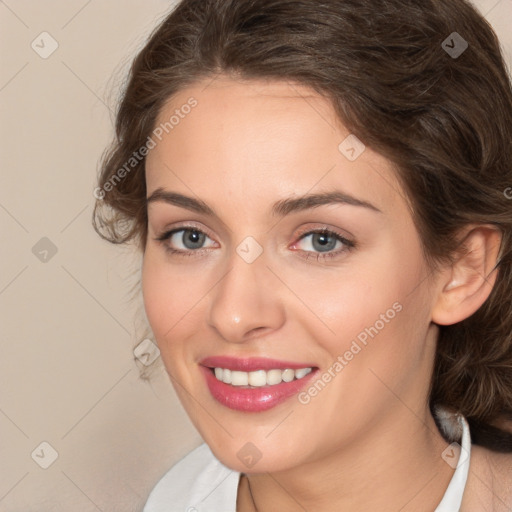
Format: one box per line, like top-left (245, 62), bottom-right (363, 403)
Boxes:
top-left (290, 266), bottom-right (433, 440)
top-left (278, 254), bottom-right (419, 352)
top-left (141, 251), bottom-right (205, 350)
top-left (300, 237), bottom-right (431, 376)
top-left (330, 251), bottom-right (432, 395)
top-left (142, 253), bottom-right (169, 340)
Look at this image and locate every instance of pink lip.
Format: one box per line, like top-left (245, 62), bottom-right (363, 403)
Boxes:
top-left (199, 357), bottom-right (318, 412)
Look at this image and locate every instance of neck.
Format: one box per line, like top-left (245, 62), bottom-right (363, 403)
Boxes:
top-left (239, 407), bottom-right (454, 512)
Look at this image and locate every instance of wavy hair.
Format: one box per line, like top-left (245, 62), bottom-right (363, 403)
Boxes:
top-left (93, 0), bottom-right (512, 452)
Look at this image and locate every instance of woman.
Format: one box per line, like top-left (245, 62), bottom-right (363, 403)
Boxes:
top-left (94, 0), bottom-right (512, 510)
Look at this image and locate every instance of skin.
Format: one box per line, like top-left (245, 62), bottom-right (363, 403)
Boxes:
top-left (142, 76), bottom-right (502, 511)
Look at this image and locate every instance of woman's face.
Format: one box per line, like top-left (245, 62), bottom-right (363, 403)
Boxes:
top-left (142, 77), bottom-right (440, 472)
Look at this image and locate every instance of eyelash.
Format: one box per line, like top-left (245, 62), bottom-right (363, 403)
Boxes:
top-left (155, 225), bottom-right (355, 261)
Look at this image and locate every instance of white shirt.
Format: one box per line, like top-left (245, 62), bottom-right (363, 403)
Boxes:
top-left (144, 413), bottom-right (471, 512)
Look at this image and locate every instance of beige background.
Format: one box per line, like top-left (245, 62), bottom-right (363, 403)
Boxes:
top-left (0, 1), bottom-right (511, 511)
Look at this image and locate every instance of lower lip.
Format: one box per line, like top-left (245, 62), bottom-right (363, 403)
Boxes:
top-left (200, 366), bottom-right (318, 412)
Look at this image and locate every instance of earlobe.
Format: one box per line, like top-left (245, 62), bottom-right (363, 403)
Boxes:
top-left (432, 225), bottom-right (502, 326)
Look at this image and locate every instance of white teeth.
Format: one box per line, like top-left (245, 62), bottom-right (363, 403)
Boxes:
top-left (266, 369), bottom-right (283, 385)
top-left (294, 367), bottom-right (312, 379)
top-left (212, 367), bottom-right (313, 387)
top-left (282, 369), bottom-right (295, 382)
top-left (248, 370), bottom-right (267, 387)
top-left (222, 368), bottom-right (232, 384)
top-left (231, 371), bottom-right (248, 386)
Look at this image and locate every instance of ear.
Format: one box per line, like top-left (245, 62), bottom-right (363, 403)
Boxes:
top-left (432, 225), bottom-right (502, 326)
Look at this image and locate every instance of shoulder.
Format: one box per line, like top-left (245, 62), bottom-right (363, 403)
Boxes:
top-left (143, 443), bottom-right (240, 512)
top-left (461, 445), bottom-right (512, 511)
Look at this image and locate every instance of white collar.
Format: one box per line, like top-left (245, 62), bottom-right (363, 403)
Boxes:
top-left (434, 413), bottom-right (471, 511)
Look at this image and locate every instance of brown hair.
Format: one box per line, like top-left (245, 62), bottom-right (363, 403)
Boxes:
top-left (93, 0), bottom-right (512, 452)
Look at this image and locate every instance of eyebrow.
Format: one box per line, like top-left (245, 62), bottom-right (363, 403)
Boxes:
top-left (146, 188), bottom-right (382, 217)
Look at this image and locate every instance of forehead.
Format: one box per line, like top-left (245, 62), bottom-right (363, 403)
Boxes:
top-left (146, 77), bottom-right (406, 217)
top-left (151, 78), bottom-right (342, 165)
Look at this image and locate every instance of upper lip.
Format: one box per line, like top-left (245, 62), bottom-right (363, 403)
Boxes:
top-left (200, 356), bottom-right (316, 372)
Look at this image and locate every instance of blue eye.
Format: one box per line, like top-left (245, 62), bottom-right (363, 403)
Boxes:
top-left (296, 231), bottom-right (342, 252)
top-left (292, 229), bottom-right (354, 260)
top-left (155, 226), bottom-right (354, 260)
top-left (157, 228), bottom-right (216, 253)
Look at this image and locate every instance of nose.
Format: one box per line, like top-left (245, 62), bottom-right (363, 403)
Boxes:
top-left (207, 249), bottom-right (286, 343)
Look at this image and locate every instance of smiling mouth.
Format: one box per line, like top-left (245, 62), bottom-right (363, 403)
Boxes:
top-left (201, 358), bottom-right (319, 412)
top-left (209, 366), bottom-right (314, 388)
